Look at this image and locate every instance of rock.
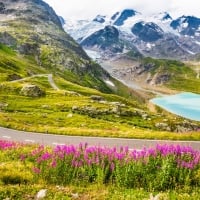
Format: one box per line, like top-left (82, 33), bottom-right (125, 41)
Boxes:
top-left (110, 102), bottom-right (125, 107)
top-left (0, 103), bottom-right (8, 111)
top-left (36, 189), bottom-right (47, 200)
top-left (67, 113), bottom-right (73, 118)
top-left (0, 32), bottom-right (17, 47)
top-left (18, 42), bottom-right (39, 55)
top-left (155, 122), bottom-right (171, 131)
top-left (99, 100), bottom-right (108, 104)
top-left (20, 84), bottom-right (45, 97)
top-left (111, 106), bottom-right (120, 114)
top-left (72, 106), bottom-right (78, 111)
top-left (64, 91), bottom-right (81, 96)
top-left (131, 22), bottom-right (164, 42)
top-left (120, 109), bottom-right (135, 116)
top-left (174, 122), bottom-right (200, 132)
top-left (149, 193), bottom-right (161, 200)
top-left (142, 114), bottom-right (148, 120)
top-left (0, 2), bottom-right (5, 13)
top-left (41, 105), bottom-right (50, 109)
top-left (81, 25), bottom-right (123, 53)
top-left (71, 193), bottom-right (79, 199)
top-left (90, 95), bottom-right (104, 101)
top-left (150, 73), bottom-right (170, 85)
top-left (7, 74), bottom-right (21, 81)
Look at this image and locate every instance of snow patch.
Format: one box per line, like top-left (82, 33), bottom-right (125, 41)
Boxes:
top-left (195, 32), bottom-right (200, 37)
top-left (64, 20), bottom-right (104, 41)
top-left (146, 43), bottom-right (155, 49)
top-left (84, 49), bottom-right (101, 60)
top-left (146, 43), bottom-right (152, 49)
top-left (105, 80), bottom-right (115, 87)
top-left (182, 22), bottom-right (188, 28)
top-left (195, 41), bottom-right (200, 45)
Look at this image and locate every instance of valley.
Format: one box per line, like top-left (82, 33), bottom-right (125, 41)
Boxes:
top-left (0, 0), bottom-right (199, 140)
top-left (0, 1), bottom-right (200, 199)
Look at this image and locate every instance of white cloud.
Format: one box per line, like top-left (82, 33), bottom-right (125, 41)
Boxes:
top-left (44, 0), bottom-right (200, 19)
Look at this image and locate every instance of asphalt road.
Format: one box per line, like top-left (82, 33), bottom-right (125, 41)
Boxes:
top-left (0, 127), bottom-right (200, 150)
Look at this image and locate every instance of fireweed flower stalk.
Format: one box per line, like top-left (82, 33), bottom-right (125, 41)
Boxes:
top-left (0, 140), bottom-right (18, 150)
top-left (28, 143), bottom-right (200, 190)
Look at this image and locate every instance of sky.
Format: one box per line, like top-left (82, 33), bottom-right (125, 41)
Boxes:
top-left (44, 0), bottom-right (200, 20)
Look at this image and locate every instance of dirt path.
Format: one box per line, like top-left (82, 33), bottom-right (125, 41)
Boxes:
top-left (11, 74), bottom-right (60, 90)
top-left (47, 74), bottom-right (59, 90)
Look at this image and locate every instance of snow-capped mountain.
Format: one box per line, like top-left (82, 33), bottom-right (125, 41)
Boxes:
top-left (170, 16), bottom-right (200, 37)
top-left (64, 9), bottom-right (200, 60)
top-left (113, 9), bottom-right (138, 26)
top-left (131, 22), bottom-right (164, 42)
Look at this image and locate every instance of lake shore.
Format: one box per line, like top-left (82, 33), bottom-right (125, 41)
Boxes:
top-left (150, 92), bottom-right (200, 122)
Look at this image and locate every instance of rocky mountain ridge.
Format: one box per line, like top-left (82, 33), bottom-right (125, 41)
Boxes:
top-left (0, 0), bottom-right (116, 93)
top-left (64, 9), bottom-right (200, 60)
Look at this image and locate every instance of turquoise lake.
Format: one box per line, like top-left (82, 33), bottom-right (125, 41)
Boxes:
top-left (150, 92), bottom-right (200, 121)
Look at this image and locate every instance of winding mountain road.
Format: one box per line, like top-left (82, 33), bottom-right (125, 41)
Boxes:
top-left (4, 73), bottom-right (200, 150)
top-left (11, 74), bottom-right (60, 90)
top-left (0, 127), bottom-right (200, 150)
top-left (47, 74), bottom-right (60, 90)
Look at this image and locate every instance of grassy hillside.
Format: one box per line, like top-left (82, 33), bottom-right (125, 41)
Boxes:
top-left (0, 0), bottom-right (199, 140)
top-left (0, 0), bottom-right (117, 93)
top-left (142, 57), bottom-right (200, 93)
top-left (0, 45), bottom-right (200, 140)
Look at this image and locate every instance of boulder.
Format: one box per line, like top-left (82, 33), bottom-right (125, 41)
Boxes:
top-left (90, 95), bottom-right (105, 101)
top-left (36, 189), bottom-right (47, 200)
top-left (0, 102), bottom-right (8, 111)
top-left (155, 122), bottom-right (171, 131)
top-left (7, 73), bottom-right (21, 81)
top-left (20, 84), bottom-right (45, 97)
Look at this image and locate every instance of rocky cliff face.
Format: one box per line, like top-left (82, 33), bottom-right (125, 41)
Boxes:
top-left (81, 25), bottom-right (123, 53)
top-left (131, 22), bottom-right (164, 42)
top-left (0, 0), bottom-right (87, 57)
top-left (0, 0), bottom-right (112, 92)
top-left (170, 16), bottom-right (200, 36)
top-left (114, 9), bottom-right (137, 26)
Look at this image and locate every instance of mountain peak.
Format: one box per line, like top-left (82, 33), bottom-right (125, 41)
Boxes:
top-left (93, 15), bottom-right (106, 23)
top-left (114, 9), bottom-right (138, 26)
top-left (79, 25), bottom-right (129, 56)
top-left (111, 12), bottom-right (120, 21)
top-left (170, 15), bottom-right (200, 36)
top-left (64, 8), bottom-right (200, 60)
top-left (131, 22), bottom-right (164, 42)
top-left (162, 12), bottom-right (172, 21)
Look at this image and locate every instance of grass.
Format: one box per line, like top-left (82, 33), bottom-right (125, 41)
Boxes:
top-left (142, 57), bottom-right (200, 94)
top-left (1, 184), bottom-right (200, 200)
top-left (0, 92), bottom-right (199, 140)
top-left (0, 44), bottom-right (46, 82)
top-left (0, 141), bottom-right (200, 200)
top-left (0, 45), bottom-right (200, 141)
top-left (0, 75), bottom-right (200, 140)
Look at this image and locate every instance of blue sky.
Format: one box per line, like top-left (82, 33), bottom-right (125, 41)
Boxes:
top-left (44, 0), bottom-right (200, 19)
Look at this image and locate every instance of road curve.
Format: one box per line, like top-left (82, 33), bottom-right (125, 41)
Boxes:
top-left (0, 127), bottom-right (200, 150)
top-left (48, 74), bottom-right (60, 90)
top-left (11, 74), bottom-right (60, 91)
